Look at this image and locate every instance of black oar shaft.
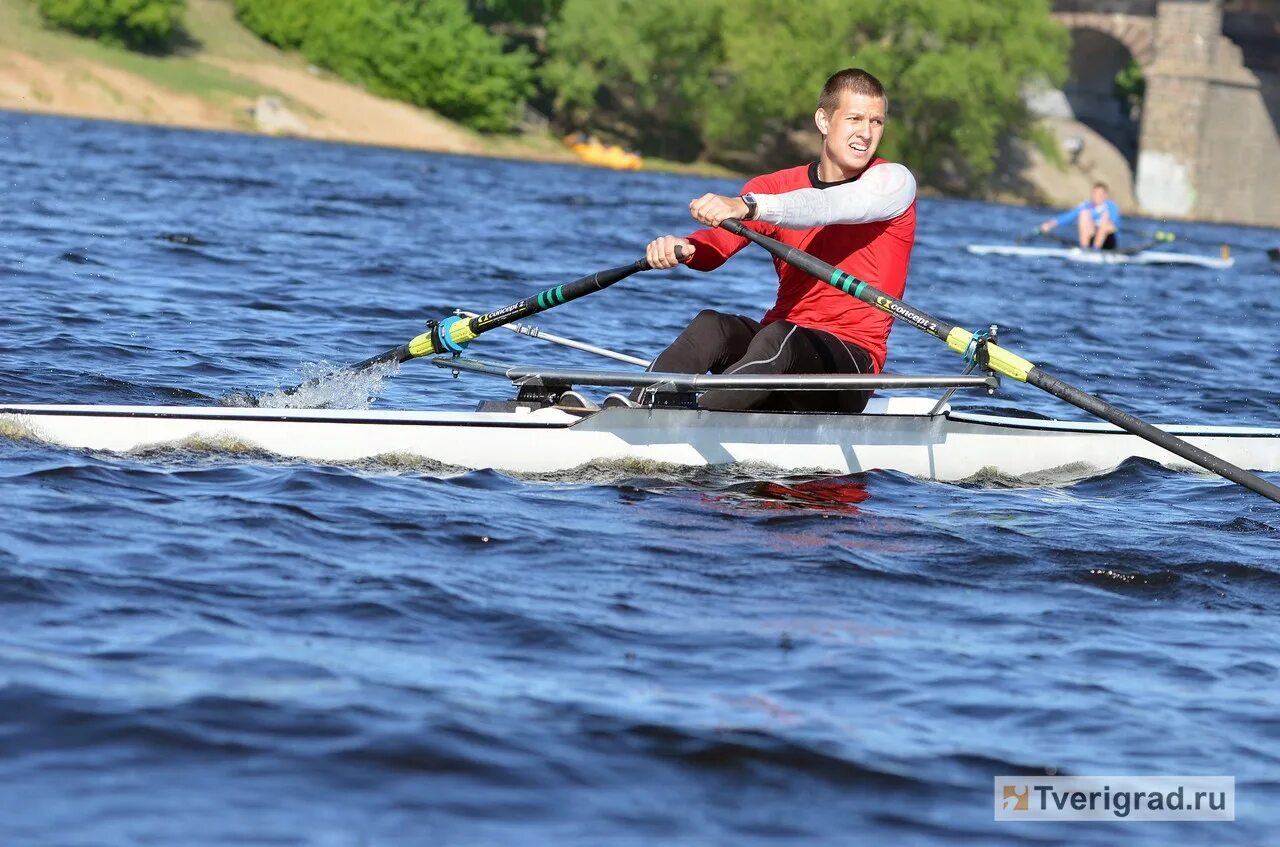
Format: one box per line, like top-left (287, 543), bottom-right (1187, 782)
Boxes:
top-left (470, 259), bottom-right (650, 335)
top-left (719, 219), bottom-right (1280, 504)
top-left (277, 254), bottom-right (667, 400)
top-left (720, 221), bottom-right (1034, 378)
top-left (403, 257), bottom-right (664, 359)
top-left (719, 220), bottom-right (958, 338)
top-left (1026, 370), bottom-right (1280, 499)
top-left (347, 344), bottom-right (414, 371)
top-left (349, 260), bottom-right (650, 369)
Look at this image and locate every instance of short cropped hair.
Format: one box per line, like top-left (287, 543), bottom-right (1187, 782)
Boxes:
top-left (1093, 181), bottom-right (1109, 191)
top-left (818, 68), bottom-right (888, 115)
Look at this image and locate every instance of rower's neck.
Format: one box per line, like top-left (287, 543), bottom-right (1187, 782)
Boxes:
top-left (816, 156), bottom-right (867, 184)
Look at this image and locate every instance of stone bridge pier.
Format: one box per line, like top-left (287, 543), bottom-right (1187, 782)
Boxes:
top-left (1055, 0), bottom-right (1280, 226)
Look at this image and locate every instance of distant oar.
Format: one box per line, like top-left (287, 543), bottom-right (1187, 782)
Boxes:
top-left (719, 219), bottom-right (1280, 504)
top-left (1138, 228), bottom-right (1267, 258)
top-left (274, 251), bottom-right (678, 399)
top-left (1022, 229), bottom-right (1174, 255)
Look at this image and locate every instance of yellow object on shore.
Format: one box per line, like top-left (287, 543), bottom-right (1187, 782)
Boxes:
top-left (564, 134), bottom-right (643, 171)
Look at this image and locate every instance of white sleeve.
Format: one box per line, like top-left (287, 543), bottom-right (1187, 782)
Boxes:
top-left (751, 163), bottom-right (916, 228)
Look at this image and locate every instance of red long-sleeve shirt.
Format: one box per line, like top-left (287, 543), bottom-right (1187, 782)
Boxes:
top-left (684, 159), bottom-right (916, 372)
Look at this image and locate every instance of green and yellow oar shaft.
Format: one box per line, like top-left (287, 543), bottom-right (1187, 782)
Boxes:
top-left (719, 219), bottom-right (1280, 504)
top-left (719, 220), bottom-right (1035, 382)
top-left (340, 256), bottom-right (665, 373)
top-left (279, 252), bottom-right (676, 398)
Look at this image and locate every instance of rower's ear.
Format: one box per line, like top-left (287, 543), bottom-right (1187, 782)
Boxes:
top-left (814, 107), bottom-right (829, 136)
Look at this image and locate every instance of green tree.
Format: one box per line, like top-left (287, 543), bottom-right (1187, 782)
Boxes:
top-left (35, 0), bottom-right (186, 52)
top-left (234, 0), bottom-right (535, 132)
top-left (541, 0), bottom-right (1068, 189)
top-left (231, 0), bottom-right (312, 48)
top-left (712, 0), bottom-right (1069, 188)
top-left (466, 0), bottom-right (563, 27)
top-left (1113, 57), bottom-right (1144, 121)
top-left (541, 0), bottom-right (725, 158)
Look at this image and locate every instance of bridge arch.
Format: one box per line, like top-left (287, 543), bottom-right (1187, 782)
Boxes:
top-left (1051, 14), bottom-right (1155, 164)
top-left (1052, 12), bottom-right (1156, 67)
top-left (1044, 1), bottom-right (1280, 225)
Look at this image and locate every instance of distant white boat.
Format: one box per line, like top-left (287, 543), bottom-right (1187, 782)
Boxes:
top-left (967, 243), bottom-right (1234, 269)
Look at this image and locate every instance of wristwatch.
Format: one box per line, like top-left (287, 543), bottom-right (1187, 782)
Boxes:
top-left (739, 193), bottom-right (758, 221)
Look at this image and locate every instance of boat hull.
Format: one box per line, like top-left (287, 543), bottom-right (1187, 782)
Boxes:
top-left (966, 244), bottom-right (1234, 269)
top-left (4, 401), bottom-right (1280, 481)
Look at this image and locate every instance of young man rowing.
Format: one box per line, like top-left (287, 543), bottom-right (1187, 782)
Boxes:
top-left (1039, 182), bottom-right (1121, 250)
top-left (633, 68), bottom-right (916, 413)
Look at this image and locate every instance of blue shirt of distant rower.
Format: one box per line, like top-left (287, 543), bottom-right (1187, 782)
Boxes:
top-left (1054, 198), bottom-right (1121, 231)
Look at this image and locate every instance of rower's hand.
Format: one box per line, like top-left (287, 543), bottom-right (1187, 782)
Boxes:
top-left (645, 235), bottom-right (693, 269)
top-left (689, 193), bottom-right (750, 227)
top-left (1039, 221), bottom-right (1054, 233)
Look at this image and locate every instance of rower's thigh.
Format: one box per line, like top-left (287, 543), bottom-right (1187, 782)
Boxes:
top-left (690, 309), bottom-right (761, 373)
top-left (649, 309), bottom-right (761, 375)
top-left (725, 322), bottom-right (874, 413)
top-left (685, 309), bottom-right (760, 357)
top-left (724, 320), bottom-right (808, 374)
top-left (727, 322), bottom-right (860, 375)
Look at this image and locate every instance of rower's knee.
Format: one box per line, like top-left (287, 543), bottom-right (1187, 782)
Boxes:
top-left (753, 321), bottom-right (794, 345)
top-left (678, 309), bottom-right (732, 337)
top-left (691, 308), bottom-right (728, 325)
top-left (729, 321), bottom-right (798, 375)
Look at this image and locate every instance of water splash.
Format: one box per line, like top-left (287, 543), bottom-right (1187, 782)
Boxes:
top-left (0, 415), bottom-right (40, 443)
top-left (224, 360), bottom-right (401, 410)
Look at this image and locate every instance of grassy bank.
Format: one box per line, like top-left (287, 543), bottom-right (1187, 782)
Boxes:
top-left (2, 0), bottom-right (264, 103)
top-left (0, 0), bottom-right (739, 175)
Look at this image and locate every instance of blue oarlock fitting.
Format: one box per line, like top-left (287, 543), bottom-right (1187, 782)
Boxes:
top-left (430, 315), bottom-right (471, 355)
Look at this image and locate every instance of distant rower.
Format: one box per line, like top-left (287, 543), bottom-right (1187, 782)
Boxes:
top-left (1040, 182), bottom-right (1121, 251)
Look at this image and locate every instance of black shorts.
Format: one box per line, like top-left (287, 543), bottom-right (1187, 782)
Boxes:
top-left (638, 309), bottom-right (876, 413)
top-left (1101, 232), bottom-right (1117, 251)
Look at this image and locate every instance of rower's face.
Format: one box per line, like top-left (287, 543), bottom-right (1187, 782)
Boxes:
top-left (816, 91), bottom-right (886, 176)
top-left (1091, 186), bottom-right (1108, 205)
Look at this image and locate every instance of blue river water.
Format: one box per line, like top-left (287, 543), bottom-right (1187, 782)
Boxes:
top-left (2, 110), bottom-right (1279, 845)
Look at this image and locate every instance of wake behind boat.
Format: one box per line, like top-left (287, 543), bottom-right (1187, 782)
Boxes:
top-left (965, 242), bottom-right (1234, 269)
top-left (4, 357), bottom-right (1280, 481)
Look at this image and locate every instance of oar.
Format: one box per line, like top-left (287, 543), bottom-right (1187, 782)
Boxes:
top-left (452, 310), bottom-right (651, 367)
top-left (719, 219), bottom-right (1280, 504)
top-left (274, 250), bottom-right (680, 398)
top-left (1133, 229), bottom-right (1178, 245)
top-left (1033, 230), bottom-right (1137, 252)
top-left (1134, 228), bottom-right (1268, 260)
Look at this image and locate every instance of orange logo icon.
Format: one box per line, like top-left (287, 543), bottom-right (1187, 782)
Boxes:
top-left (1002, 784), bottom-right (1029, 812)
